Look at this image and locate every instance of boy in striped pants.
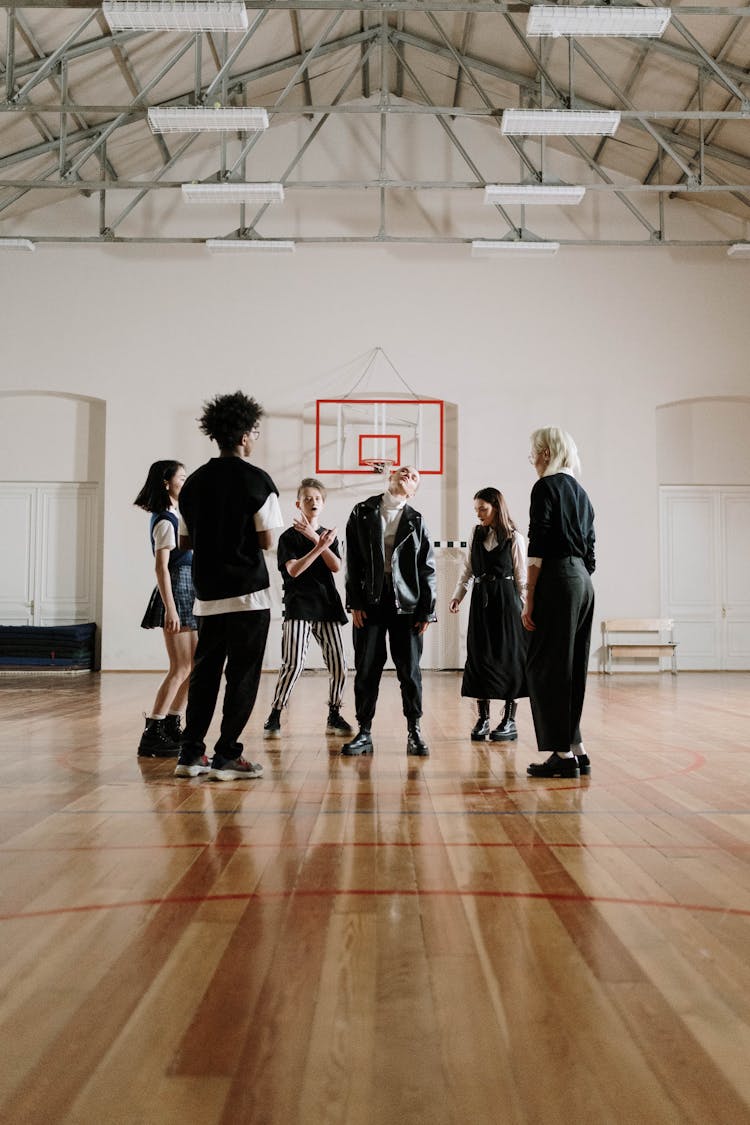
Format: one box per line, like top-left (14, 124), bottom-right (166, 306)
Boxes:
top-left (264, 478), bottom-right (353, 739)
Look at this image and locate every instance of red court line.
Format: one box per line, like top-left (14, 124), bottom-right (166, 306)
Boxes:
top-left (2, 886), bottom-right (749, 923)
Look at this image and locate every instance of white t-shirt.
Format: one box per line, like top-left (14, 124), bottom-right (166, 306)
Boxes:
top-left (381, 490), bottom-right (407, 574)
top-left (152, 511), bottom-right (177, 552)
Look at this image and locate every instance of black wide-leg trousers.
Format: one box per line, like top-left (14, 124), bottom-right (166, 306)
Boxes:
top-left (526, 557), bottom-right (594, 753)
top-left (353, 593), bottom-right (423, 727)
top-left (182, 610), bottom-right (270, 758)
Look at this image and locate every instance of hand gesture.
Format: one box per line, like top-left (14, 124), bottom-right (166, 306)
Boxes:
top-left (318, 527), bottom-right (337, 551)
top-left (293, 512), bottom-right (319, 544)
top-left (449, 598), bottom-right (460, 614)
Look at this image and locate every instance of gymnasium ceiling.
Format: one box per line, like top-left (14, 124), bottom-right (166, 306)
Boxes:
top-left (3, 1), bottom-right (750, 248)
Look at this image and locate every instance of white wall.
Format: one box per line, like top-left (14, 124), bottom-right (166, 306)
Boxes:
top-left (657, 399), bottom-right (750, 484)
top-left (2, 236), bottom-right (750, 669)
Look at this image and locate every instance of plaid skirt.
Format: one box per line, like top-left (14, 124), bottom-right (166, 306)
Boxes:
top-left (140, 564), bottom-right (197, 631)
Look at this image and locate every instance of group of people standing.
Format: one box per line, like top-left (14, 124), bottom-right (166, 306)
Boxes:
top-left (134, 391), bottom-right (595, 782)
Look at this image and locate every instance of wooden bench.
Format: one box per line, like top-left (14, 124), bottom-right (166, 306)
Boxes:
top-left (601, 618), bottom-right (678, 675)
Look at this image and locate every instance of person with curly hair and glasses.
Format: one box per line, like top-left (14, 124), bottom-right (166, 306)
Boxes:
top-left (174, 391), bottom-right (283, 782)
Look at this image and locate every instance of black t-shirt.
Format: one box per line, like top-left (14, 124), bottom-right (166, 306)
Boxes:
top-left (277, 527), bottom-right (347, 624)
top-left (179, 457), bottom-right (279, 601)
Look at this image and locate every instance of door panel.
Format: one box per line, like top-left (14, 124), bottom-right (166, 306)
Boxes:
top-left (722, 493), bottom-right (750, 670)
top-left (0, 487), bottom-right (36, 624)
top-left (0, 482), bottom-right (98, 628)
top-left (660, 489), bottom-right (720, 669)
top-left (661, 487), bottom-right (750, 670)
top-left (38, 486), bottom-right (98, 625)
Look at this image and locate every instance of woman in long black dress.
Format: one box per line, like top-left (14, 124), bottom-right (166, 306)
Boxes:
top-left (449, 488), bottom-right (527, 741)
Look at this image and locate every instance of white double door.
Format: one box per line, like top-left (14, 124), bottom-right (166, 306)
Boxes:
top-left (0, 482), bottom-right (99, 626)
top-left (660, 486), bottom-right (750, 670)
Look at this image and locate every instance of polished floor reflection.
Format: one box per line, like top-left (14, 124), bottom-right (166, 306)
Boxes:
top-left (1, 670), bottom-right (749, 1124)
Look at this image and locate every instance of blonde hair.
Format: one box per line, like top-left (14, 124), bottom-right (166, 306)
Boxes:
top-left (530, 427), bottom-right (581, 475)
top-left (297, 477), bottom-right (327, 500)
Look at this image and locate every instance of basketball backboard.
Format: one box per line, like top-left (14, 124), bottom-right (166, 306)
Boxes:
top-left (315, 397), bottom-right (444, 475)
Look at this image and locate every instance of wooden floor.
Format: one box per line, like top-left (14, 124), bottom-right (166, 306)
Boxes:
top-left (1, 670), bottom-right (750, 1125)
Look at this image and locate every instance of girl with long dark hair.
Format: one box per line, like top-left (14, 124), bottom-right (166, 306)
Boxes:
top-left (449, 487), bottom-right (527, 741)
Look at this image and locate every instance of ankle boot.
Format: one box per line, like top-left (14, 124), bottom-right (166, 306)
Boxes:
top-left (163, 713), bottom-right (183, 743)
top-left (471, 700), bottom-right (490, 741)
top-left (138, 716), bottom-right (180, 758)
top-left (263, 707), bottom-right (282, 739)
top-left (406, 722), bottom-right (430, 757)
top-left (342, 727), bottom-right (373, 756)
top-left (490, 700), bottom-right (517, 742)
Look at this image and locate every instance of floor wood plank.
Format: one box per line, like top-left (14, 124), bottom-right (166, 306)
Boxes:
top-left (1, 670), bottom-right (749, 1123)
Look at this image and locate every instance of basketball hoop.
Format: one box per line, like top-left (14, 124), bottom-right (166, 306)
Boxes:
top-left (362, 458), bottom-right (395, 475)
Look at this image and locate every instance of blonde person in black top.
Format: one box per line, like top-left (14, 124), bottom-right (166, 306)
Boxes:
top-left (522, 428), bottom-right (595, 780)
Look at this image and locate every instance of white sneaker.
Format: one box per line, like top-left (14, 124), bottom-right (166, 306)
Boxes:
top-left (209, 757), bottom-right (264, 781)
top-left (174, 755), bottom-right (211, 778)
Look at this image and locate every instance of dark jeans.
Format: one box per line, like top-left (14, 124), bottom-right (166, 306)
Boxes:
top-left (353, 587), bottom-right (423, 727)
top-left (181, 610), bottom-right (270, 759)
top-left (526, 558), bottom-right (594, 753)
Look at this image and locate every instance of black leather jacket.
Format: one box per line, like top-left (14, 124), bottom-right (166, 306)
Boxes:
top-left (345, 494), bottom-right (437, 621)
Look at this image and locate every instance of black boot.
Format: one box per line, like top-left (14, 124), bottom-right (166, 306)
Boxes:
top-left (342, 727), bottom-right (373, 756)
top-left (407, 722), bottom-right (430, 757)
top-left (471, 700), bottom-right (490, 741)
top-left (138, 716), bottom-right (180, 758)
top-left (263, 707), bottom-right (282, 739)
top-left (490, 700), bottom-right (517, 742)
top-left (326, 708), bottom-right (353, 736)
top-left (163, 713), bottom-right (182, 743)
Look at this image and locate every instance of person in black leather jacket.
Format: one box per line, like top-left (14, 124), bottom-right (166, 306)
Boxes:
top-left (343, 465), bottom-right (437, 757)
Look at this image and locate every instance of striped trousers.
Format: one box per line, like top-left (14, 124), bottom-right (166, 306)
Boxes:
top-left (272, 618), bottom-right (347, 711)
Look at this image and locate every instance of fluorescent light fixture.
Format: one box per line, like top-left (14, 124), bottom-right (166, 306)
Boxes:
top-left (0, 237), bottom-right (35, 251)
top-left (147, 107), bottom-right (268, 133)
top-left (206, 239), bottom-right (295, 253)
top-left (501, 109), bottom-right (621, 136)
top-left (484, 184), bottom-right (586, 205)
top-left (102, 1), bottom-right (249, 31)
top-left (527, 5), bottom-right (671, 38)
top-left (727, 243), bottom-right (750, 258)
top-left (182, 183), bottom-right (285, 204)
top-left (471, 240), bottom-right (560, 257)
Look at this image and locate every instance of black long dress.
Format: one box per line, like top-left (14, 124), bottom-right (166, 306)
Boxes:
top-left (460, 529), bottom-right (527, 700)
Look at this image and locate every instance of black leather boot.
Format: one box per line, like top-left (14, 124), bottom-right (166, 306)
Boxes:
top-left (342, 727), bottom-right (373, 756)
top-left (138, 716), bottom-right (180, 758)
top-left (163, 713), bottom-right (183, 743)
top-left (490, 700), bottom-right (517, 742)
top-left (407, 722), bottom-right (430, 757)
top-left (471, 700), bottom-right (490, 741)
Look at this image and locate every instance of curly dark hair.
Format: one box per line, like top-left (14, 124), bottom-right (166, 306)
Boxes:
top-left (198, 391), bottom-right (264, 452)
